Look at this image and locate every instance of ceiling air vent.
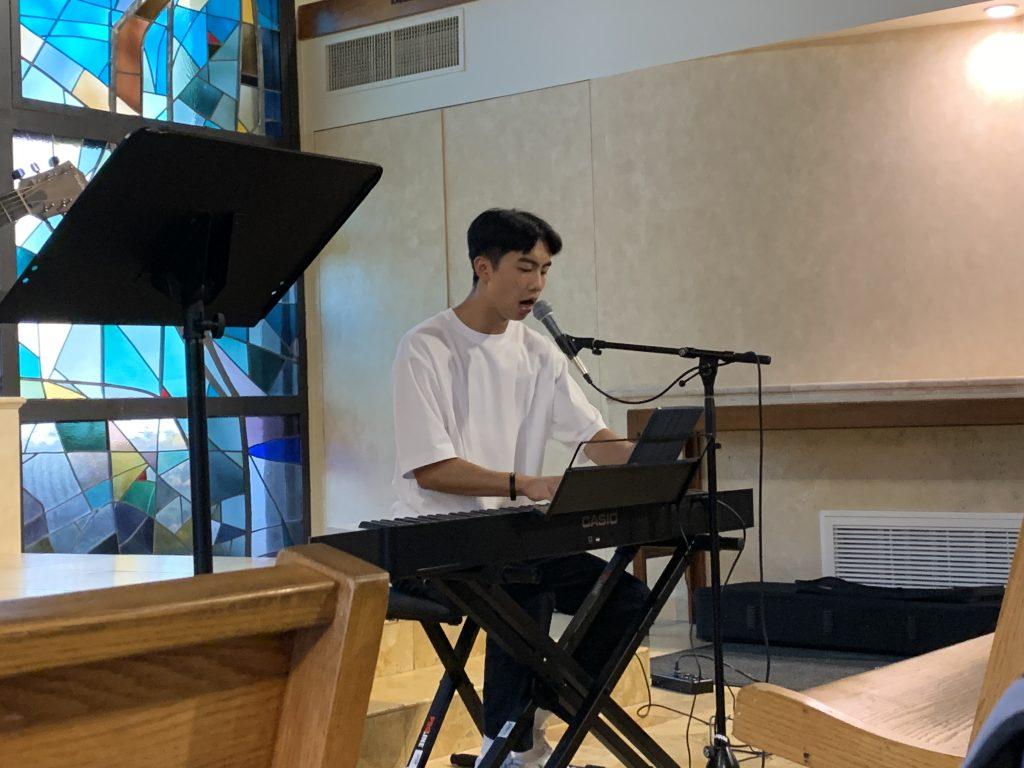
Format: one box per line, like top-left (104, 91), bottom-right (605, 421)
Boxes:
top-left (327, 12), bottom-right (462, 92)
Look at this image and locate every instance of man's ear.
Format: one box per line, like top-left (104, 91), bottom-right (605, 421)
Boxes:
top-left (473, 255), bottom-right (492, 284)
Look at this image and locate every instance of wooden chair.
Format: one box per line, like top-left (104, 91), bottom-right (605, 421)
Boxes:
top-left (733, 519), bottom-right (1024, 768)
top-left (0, 543), bottom-right (389, 768)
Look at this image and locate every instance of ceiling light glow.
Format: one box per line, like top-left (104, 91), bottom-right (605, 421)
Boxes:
top-left (985, 4), bottom-right (1019, 19)
top-left (968, 32), bottom-right (1024, 98)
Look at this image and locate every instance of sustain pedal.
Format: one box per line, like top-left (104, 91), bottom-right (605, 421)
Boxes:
top-left (651, 671), bottom-right (714, 695)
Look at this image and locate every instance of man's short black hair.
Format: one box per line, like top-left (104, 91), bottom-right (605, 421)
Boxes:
top-left (466, 209), bottom-right (562, 285)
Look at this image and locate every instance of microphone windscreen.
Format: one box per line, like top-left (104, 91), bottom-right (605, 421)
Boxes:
top-left (532, 299), bottom-right (554, 321)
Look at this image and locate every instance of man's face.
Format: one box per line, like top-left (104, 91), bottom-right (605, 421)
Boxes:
top-left (475, 240), bottom-right (552, 321)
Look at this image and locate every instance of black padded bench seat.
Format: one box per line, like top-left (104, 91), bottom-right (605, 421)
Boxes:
top-left (387, 586), bottom-right (463, 624)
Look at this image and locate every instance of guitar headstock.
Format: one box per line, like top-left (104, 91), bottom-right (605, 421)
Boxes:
top-left (13, 161), bottom-right (88, 221)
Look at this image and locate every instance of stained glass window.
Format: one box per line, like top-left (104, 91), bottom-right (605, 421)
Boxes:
top-left (18, 0), bottom-right (283, 137)
top-left (14, 132), bottom-right (300, 399)
top-left (22, 415), bottom-right (303, 555)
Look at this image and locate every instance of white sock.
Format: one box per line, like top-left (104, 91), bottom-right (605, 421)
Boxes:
top-left (476, 711), bottom-right (553, 767)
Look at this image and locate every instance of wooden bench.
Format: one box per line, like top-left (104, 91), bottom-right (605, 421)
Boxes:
top-left (733, 520), bottom-right (1024, 768)
top-left (0, 543), bottom-right (389, 768)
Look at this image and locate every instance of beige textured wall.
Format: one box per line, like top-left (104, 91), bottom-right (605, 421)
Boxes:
top-left (442, 83), bottom-right (607, 473)
top-left (313, 112), bottom-right (448, 530)
top-left (590, 20), bottom-right (1024, 394)
top-left (720, 425), bottom-right (1024, 583)
top-left (307, 19), bottom-right (1024, 562)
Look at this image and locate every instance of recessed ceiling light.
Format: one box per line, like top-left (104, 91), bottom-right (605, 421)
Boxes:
top-left (985, 4), bottom-right (1019, 19)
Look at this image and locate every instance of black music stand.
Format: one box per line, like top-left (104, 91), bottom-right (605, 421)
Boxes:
top-left (0, 127), bottom-right (382, 574)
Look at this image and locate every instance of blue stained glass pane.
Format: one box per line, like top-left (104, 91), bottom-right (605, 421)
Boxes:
top-left (206, 15), bottom-right (239, 46)
top-left (208, 418), bottom-right (243, 452)
top-left (172, 99), bottom-right (203, 125)
top-left (48, 35), bottom-right (109, 76)
top-left (16, 247), bottom-right (34, 276)
top-left (161, 330), bottom-right (187, 397)
top-left (103, 326), bottom-right (159, 394)
top-left (21, 15), bottom-right (57, 38)
top-left (249, 436), bottom-right (301, 464)
top-left (209, 60), bottom-right (238, 95)
top-left (264, 88), bottom-right (281, 124)
top-left (63, 1), bottom-right (112, 25)
top-left (261, 29), bottom-right (280, 90)
top-left (55, 325), bottom-right (102, 383)
top-left (23, 0), bottom-right (69, 20)
top-left (174, 7), bottom-right (207, 63)
top-left (217, 337), bottom-right (249, 373)
top-left (256, 0), bottom-right (279, 31)
top-left (85, 479), bottom-right (113, 507)
top-left (142, 91), bottom-right (166, 118)
top-left (35, 44), bottom-right (84, 90)
top-left (207, 0), bottom-right (242, 21)
top-left (218, 26), bottom-right (240, 60)
top-left (22, 220), bottom-right (55, 254)
top-left (23, 66), bottom-right (66, 103)
top-left (121, 326), bottom-right (162, 378)
top-left (50, 20), bottom-right (110, 41)
top-left (19, 346), bottom-right (42, 379)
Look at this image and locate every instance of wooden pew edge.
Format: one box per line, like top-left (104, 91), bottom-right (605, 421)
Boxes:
top-left (734, 683), bottom-right (966, 768)
top-left (271, 544), bottom-right (390, 768)
top-left (0, 545), bottom-right (382, 680)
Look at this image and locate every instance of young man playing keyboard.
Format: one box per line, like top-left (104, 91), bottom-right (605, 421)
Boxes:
top-left (391, 208), bottom-right (647, 768)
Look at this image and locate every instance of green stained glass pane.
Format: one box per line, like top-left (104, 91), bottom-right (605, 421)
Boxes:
top-left (20, 416), bottom-right (305, 556)
top-left (56, 421), bottom-right (107, 451)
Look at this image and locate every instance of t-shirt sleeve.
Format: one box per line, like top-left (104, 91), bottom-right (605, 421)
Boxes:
top-left (392, 338), bottom-right (458, 479)
top-left (550, 355), bottom-right (607, 447)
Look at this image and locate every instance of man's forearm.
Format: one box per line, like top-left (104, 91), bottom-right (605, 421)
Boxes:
top-left (413, 457), bottom-right (513, 497)
top-left (583, 428), bottom-right (635, 465)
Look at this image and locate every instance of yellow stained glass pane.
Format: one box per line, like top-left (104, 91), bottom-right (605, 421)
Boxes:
top-left (42, 382), bottom-right (84, 399)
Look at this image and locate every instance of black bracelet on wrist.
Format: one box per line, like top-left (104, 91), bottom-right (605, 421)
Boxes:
top-left (509, 472), bottom-right (517, 501)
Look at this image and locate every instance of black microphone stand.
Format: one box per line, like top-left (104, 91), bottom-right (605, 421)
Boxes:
top-left (569, 335), bottom-right (771, 768)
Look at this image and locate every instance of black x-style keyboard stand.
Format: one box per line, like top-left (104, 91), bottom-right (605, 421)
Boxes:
top-left (404, 533), bottom-right (740, 768)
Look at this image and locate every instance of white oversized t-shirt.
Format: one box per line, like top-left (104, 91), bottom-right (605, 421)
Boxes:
top-left (391, 308), bottom-right (606, 517)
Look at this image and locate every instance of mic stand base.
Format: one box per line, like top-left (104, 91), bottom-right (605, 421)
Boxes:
top-left (704, 737), bottom-right (740, 768)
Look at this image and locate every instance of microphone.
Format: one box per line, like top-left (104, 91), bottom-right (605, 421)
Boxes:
top-left (532, 300), bottom-right (590, 379)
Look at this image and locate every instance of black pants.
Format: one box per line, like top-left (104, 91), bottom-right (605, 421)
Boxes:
top-left (398, 553), bottom-right (651, 752)
top-left (484, 553), bottom-right (650, 751)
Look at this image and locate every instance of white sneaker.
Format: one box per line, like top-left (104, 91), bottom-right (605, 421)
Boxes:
top-left (474, 737), bottom-right (552, 768)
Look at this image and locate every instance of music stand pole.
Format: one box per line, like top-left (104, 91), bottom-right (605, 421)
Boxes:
top-left (183, 299), bottom-right (223, 574)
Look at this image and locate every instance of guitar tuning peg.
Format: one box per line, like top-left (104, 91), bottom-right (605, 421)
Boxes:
top-left (49, 156), bottom-right (59, 168)
top-left (30, 163), bottom-right (40, 174)
top-left (11, 169), bottom-right (24, 181)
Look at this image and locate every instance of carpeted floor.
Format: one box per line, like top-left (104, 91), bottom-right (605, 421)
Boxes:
top-left (651, 642), bottom-right (907, 691)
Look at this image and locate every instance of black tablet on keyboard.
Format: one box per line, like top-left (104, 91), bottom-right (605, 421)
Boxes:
top-left (628, 406), bottom-right (704, 465)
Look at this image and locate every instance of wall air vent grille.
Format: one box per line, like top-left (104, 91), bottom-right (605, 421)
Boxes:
top-left (326, 13), bottom-right (461, 92)
top-left (821, 511), bottom-right (1021, 588)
